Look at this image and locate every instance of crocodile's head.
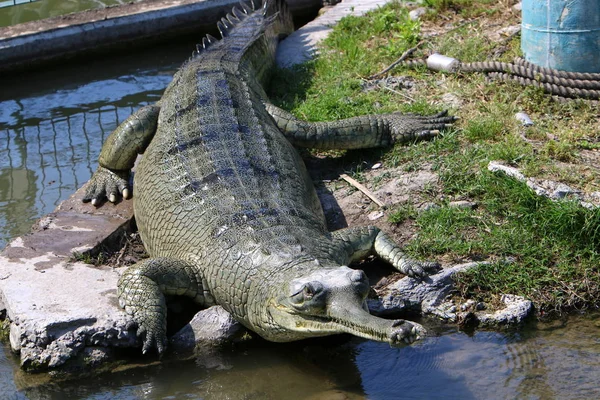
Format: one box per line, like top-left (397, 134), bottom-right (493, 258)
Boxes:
top-left (263, 266), bottom-right (425, 345)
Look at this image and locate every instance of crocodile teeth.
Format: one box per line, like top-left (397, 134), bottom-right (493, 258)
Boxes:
top-left (202, 34), bottom-right (218, 49)
top-left (221, 17), bottom-right (232, 29)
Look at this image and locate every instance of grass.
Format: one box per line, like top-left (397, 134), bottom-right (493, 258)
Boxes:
top-left (268, 0), bottom-right (600, 316)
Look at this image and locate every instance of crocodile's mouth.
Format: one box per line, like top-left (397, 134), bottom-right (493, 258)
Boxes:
top-left (268, 300), bottom-right (409, 344)
top-left (290, 311), bottom-right (392, 343)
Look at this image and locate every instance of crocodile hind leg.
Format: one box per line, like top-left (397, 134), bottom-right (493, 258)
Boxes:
top-left (264, 102), bottom-right (455, 150)
top-left (332, 226), bottom-right (440, 278)
top-left (118, 257), bottom-right (209, 355)
top-left (83, 104), bottom-right (160, 205)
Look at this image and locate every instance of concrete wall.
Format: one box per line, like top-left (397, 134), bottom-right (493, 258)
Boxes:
top-left (0, 0), bottom-right (322, 73)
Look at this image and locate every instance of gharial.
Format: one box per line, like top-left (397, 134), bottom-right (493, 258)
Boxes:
top-left (83, 0), bottom-right (455, 354)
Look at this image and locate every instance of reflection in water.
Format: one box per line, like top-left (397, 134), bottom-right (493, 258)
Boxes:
top-left (21, 339), bottom-right (366, 400)
top-left (356, 320), bottom-right (600, 400)
top-left (6, 318), bottom-right (600, 399)
top-left (0, 0), bottom-right (125, 27)
top-left (0, 61), bottom-right (174, 249)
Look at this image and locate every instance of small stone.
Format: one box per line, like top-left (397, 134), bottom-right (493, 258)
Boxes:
top-left (409, 7), bottom-right (428, 20)
top-left (371, 163), bottom-right (382, 170)
top-left (550, 183), bottom-right (578, 200)
top-left (460, 299), bottom-right (475, 311)
top-left (498, 25), bottom-right (521, 38)
top-left (476, 302), bottom-right (486, 310)
top-left (420, 202), bottom-right (439, 211)
top-left (170, 306), bottom-right (243, 351)
top-left (488, 161), bottom-right (526, 181)
top-left (448, 200), bottom-right (477, 210)
top-left (368, 211), bottom-right (384, 221)
top-left (515, 112), bottom-right (534, 126)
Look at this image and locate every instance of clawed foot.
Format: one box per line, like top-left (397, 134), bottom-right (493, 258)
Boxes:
top-left (400, 259), bottom-right (441, 279)
top-left (391, 110), bottom-right (457, 143)
top-left (390, 319), bottom-right (426, 345)
top-left (135, 317), bottom-right (168, 356)
top-left (82, 166), bottom-right (131, 206)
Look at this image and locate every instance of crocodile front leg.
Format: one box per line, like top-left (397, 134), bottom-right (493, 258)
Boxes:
top-left (118, 257), bottom-right (208, 355)
top-left (83, 104), bottom-right (160, 205)
top-left (264, 102), bottom-right (455, 150)
top-left (332, 226), bottom-right (440, 278)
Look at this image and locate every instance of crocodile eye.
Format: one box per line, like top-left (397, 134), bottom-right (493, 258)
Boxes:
top-left (303, 283), bottom-right (315, 299)
top-left (291, 282), bottom-right (323, 303)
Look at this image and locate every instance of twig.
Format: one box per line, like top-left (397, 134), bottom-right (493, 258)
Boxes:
top-left (340, 174), bottom-right (386, 208)
top-left (368, 42), bottom-right (423, 79)
top-left (380, 84), bottom-right (416, 102)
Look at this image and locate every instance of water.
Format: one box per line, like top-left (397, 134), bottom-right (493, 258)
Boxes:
top-left (0, 0), bottom-right (125, 27)
top-left (2, 318), bottom-right (600, 399)
top-left (2, 25), bottom-right (600, 400)
top-left (0, 37), bottom-right (185, 249)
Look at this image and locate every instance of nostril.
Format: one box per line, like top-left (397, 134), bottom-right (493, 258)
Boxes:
top-left (349, 270), bottom-right (366, 283)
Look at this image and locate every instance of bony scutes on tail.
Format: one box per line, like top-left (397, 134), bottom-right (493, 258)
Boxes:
top-left (83, 0), bottom-right (455, 355)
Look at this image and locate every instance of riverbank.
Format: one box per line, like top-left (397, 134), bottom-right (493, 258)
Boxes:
top-left (267, 0), bottom-right (600, 317)
top-left (1, 0), bottom-right (599, 374)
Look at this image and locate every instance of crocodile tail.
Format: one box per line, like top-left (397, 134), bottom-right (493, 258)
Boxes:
top-left (262, 0), bottom-right (294, 39)
top-left (192, 0), bottom-right (292, 58)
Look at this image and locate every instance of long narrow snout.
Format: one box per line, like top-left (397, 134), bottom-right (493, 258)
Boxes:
top-left (328, 302), bottom-right (426, 345)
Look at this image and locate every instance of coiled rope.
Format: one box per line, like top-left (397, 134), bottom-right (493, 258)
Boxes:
top-left (399, 56), bottom-right (600, 100)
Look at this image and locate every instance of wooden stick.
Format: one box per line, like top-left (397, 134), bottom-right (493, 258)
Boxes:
top-left (368, 42), bottom-right (423, 79)
top-left (340, 174), bottom-right (386, 208)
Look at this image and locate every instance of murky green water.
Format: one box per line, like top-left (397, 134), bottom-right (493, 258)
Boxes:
top-left (0, 0), bottom-right (125, 27)
top-left (2, 24), bottom-right (600, 400)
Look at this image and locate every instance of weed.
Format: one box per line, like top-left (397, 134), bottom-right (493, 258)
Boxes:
top-left (543, 140), bottom-right (578, 162)
top-left (389, 203), bottom-right (418, 223)
top-left (71, 251), bottom-right (105, 266)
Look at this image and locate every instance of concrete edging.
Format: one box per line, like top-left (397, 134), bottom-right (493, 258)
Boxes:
top-left (0, 0), bottom-right (322, 73)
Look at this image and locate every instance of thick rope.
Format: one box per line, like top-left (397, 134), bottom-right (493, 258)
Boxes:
top-left (513, 57), bottom-right (600, 81)
top-left (459, 61), bottom-right (600, 91)
top-left (391, 55), bottom-right (600, 101)
top-left (487, 72), bottom-right (600, 100)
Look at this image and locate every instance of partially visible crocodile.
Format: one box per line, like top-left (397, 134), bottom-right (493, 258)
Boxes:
top-left (83, 0), bottom-right (455, 354)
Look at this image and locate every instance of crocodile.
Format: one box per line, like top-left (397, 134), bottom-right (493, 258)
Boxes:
top-left (83, 0), bottom-right (455, 354)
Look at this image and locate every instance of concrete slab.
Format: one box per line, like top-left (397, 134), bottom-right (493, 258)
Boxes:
top-left (0, 186), bottom-right (137, 370)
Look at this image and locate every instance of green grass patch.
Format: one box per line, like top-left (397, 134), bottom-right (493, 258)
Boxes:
top-left (268, 0), bottom-right (600, 316)
top-left (408, 172), bottom-right (600, 312)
